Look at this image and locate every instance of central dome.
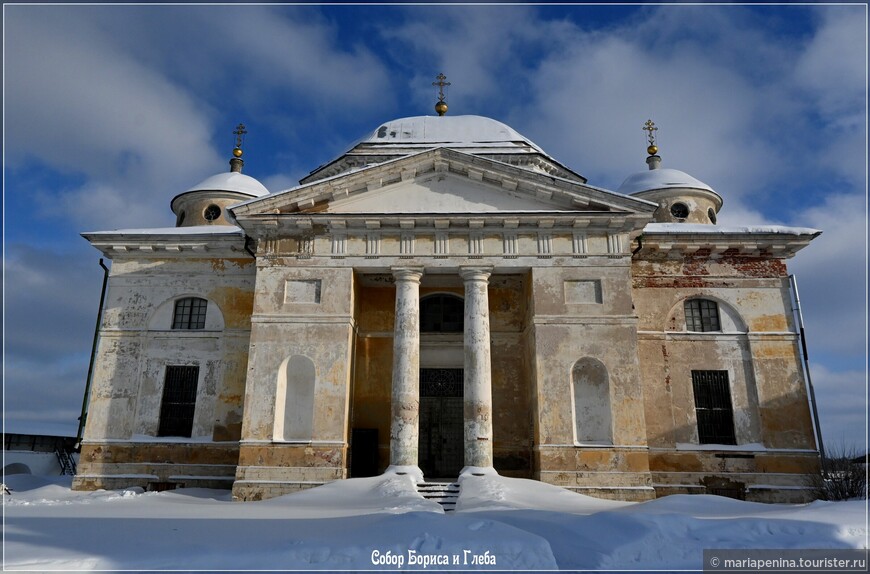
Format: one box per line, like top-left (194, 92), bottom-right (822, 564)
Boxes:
top-left (364, 115), bottom-right (543, 151)
top-left (300, 114), bottom-right (586, 185)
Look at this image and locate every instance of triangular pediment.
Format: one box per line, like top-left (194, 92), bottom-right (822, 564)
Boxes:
top-left (230, 148), bottom-right (657, 218)
top-left (326, 171), bottom-right (570, 213)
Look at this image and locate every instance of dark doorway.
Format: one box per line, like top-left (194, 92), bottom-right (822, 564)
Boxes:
top-left (350, 428), bottom-right (379, 477)
top-left (419, 368), bottom-right (464, 479)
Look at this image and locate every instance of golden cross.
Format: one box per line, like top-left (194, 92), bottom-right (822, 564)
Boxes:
top-left (432, 73), bottom-right (450, 103)
top-left (233, 123), bottom-right (247, 149)
top-left (642, 119), bottom-right (658, 146)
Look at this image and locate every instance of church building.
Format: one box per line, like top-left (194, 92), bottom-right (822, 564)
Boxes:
top-left (73, 87), bottom-right (823, 503)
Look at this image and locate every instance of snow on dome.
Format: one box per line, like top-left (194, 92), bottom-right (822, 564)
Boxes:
top-left (364, 115), bottom-right (545, 152)
top-left (617, 168), bottom-right (714, 195)
top-left (185, 172), bottom-right (269, 198)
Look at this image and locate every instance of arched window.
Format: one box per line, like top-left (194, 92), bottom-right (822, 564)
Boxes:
top-left (172, 297), bottom-right (208, 330)
top-left (572, 358), bottom-right (613, 444)
top-left (420, 294), bottom-right (464, 333)
top-left (684, 298), bottom-right (721, 332)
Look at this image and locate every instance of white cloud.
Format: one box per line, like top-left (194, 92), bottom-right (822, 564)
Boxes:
top-left (808, 362), bottom-right (867, 452)
top-left (4, 6), bottom-right (398, 232)
top-left (381, 6), bottom-right (555, 112)
top-left (4, 8), bottom-right (222, 230)
top-left (211, 9), bottom-right (394, 115)
top-left (794, 7), bottom-right (866, 125)
top-left (5, 9), bottom-right (221, 180)
top-left (4, 244), bottom-right (103, 361)
top-left (4, 244), bottom-right (105, 433)
top-left (261, 173), bottom-right (301, 195)
top-left (788, 192), bottom-right (867, 360)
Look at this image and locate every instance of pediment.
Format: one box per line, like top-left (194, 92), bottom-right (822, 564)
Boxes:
top-left (231, 148), bottom-right (656, 218)
top-left (325, 171), bottom-right (569, 214)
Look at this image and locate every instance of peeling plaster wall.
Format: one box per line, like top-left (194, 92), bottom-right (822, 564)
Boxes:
top-left (633, 254), bottom-right (820, 502)
top-left (528, 263), bottom-right (653, 499)
top-left (73, 256), bottom-right (255, 491)
top-left (232, 263), bottom-right (354, 500)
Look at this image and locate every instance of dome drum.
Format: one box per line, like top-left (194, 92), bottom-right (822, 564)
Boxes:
top-left (171, 170), bottom-right (270, 228)
top-left (171, 190), bottom-right (252, 227)
top-left (632, 187), bottom-right (723, 224)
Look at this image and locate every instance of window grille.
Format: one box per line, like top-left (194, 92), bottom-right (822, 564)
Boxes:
top-left (684, 299), bottom-right (721, 332)
top-left (158, 365), bottom-right (199, 437)
top-left (692, 370), bottom-right (736, 444)
top-left (420, 368), bottom-right (464, 397)
top-left (172, 297), bottom-right (208, 330)
top-left (420, 295), bottom-right (464, 333)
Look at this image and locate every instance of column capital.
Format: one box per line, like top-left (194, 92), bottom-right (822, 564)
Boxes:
top-left (459, 266), bottom-right (492, 282)
top-left (391, 266), bottom-right (424, 282)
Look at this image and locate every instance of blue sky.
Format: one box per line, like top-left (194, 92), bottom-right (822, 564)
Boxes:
top-left (3, 4), bottom-right (867, 450)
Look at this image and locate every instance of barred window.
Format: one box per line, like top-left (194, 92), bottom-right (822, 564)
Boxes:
top-left (172, 297), bottom-right (207, 330)
top-left (158, 366), bottom-right (199, 437)
top-left (692, 370), bottom-right (736, 444)
top-left (420, 295), bottom-right (464, 333)
top-left (684, 299), bottom-right (721, 332)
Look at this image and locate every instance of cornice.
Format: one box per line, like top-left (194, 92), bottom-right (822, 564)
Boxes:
top-left (635, 230), bottom-right (818, 259)
top-left (82, 232), bottom-right (249, 259)
top-left (235, 211), bottom-right (652, 239)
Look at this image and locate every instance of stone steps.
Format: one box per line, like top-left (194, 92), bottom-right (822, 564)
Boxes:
top-left (417, 481), bottom-right (460, 512)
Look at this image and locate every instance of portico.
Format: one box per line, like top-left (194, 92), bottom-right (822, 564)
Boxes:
top-left (225, 138), bottom-right (658, 499)
top-left (387, 266), bottom-right (496, 473)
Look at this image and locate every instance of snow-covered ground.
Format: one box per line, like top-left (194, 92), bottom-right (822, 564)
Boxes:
top-left (3, 470), bottom-right (866, 571)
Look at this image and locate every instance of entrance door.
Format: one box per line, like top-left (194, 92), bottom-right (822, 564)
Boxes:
top-left (418, 368), bottom-right (464, 478)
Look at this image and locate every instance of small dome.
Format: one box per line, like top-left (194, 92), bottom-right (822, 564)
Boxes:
top-left (364, 115), bottom-right (544, 151)
top-left (617, 168), bottom-right (714, 195)
top-left (185, 172), bottom-right (269, 198)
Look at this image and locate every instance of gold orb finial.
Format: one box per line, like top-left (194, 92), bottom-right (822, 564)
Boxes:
top-left (647, 144), bottom-right (658, 156)
top-left (230, 123), bottom-right (247, 173)
top-left (432, 73), bottom-right (451, 116)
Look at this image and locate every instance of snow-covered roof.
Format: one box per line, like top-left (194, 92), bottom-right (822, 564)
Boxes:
top-left (644, 222), bottom-right (821, 235)
top-left (618, 168), bottom-right (714, 195)
top-left (185, 172), bottom-right (269, 198)
top-left (363, 115), bottom-right (546, 154)
top-left (84, 225), bottom-right (243, 236)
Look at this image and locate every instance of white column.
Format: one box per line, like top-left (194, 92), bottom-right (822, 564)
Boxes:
top-left (460, 266), bottom-right (494, 468)
top-left (389, 267), bottom-right (424, 467)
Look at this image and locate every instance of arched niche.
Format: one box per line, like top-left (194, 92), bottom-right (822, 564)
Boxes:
top-left (572, 357), bottom-right (613, 444)
top-left (273, 354), bottom-right (316, 441)
top-left (148, 295), bottom-right (225, 331)
top-left (665, 296), bottom-right (747, 333)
